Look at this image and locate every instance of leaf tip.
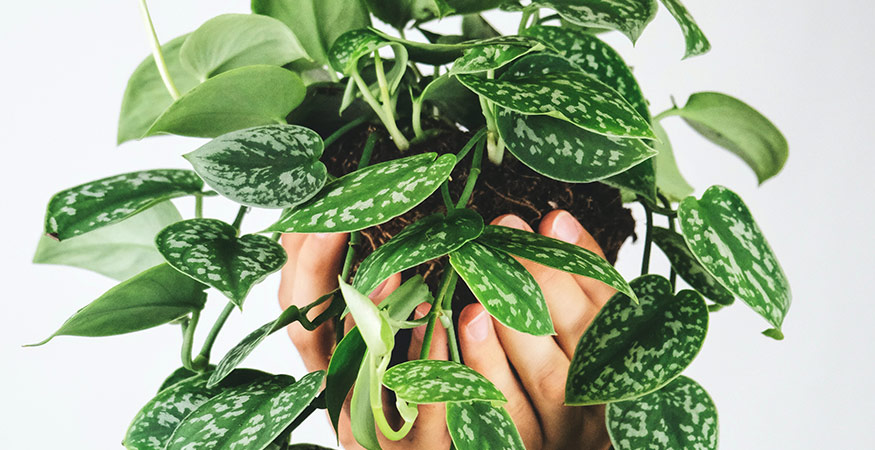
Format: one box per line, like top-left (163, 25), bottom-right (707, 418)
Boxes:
top-left (762, 328), bottom-right (784, 340)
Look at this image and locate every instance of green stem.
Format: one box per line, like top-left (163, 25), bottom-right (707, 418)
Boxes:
top-left (411, 98), bottom-right (425, 138)
top-left (231, 205), bottom-right (248, 234)
top-left (440, 270), bottom-right (461, 363)
top-left (351, 68), bottom-right (409, 150)
top-left (374, 53), bottom-right (410, 150)
top-left (660, 194), bottom-right (678, 290)
top-left (192, 301), bottom-right (236, 369)
top-left (639, 195), bottom-right (677, 217)
top-left (455, 139), bottom-right (485, 208)
top-left (440, 182), bottom-right (454, 211)
top-left (419, 268), bottom-right (455, 360)
top-left (518, 6), bottom-right (540, 34)
top-left (653, 108), bottom-right (680, 123)
top-left (136, 0), bottom-right (180, 99)
top-left (455, 128), bottom-right (487, 163)
top-left (340, 131), bottom-right (379, 285)
top-left (180, 310), bottom-right (199, 371)
top-left (444, 315), bottom-right (461, 363)
top-left (194, 195), bottom-right (203, 219)
top-left (324, 115), bottom-right (369, 148)
top-left (370, 353), bottom-right (415, 440)
top-left (641, 201), bottom-right (654, 276)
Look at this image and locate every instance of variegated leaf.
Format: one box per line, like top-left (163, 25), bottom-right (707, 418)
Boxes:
top-left (183, 125), bottom-right (327, 209)
top-left (602, 158), bottom-right (657, 202)
top-left (607, 376), bottom-right (718, 450)
top-left (450, 242), bottom-right (553, 336)
top-left (678, 186), bottom-right (790, 337)
top-left (166, 371), bottom-right (325, 450)
top-left (651, 226), bottom-right (733, 305)
top-left (530, 0), bottom-right (658, 43)
top-left (383, 360), bottom-right (506, 404)
top-left (477, 225), bottom-right (635, 299)
top-left (157, 366), bottom-right (201, 392)
top-left (373, 29), bottom-right (549, 65)
top-left (208, 321), bottom-right (275, 389)
top-left (156, 219), bottom-right (287, 306)
top-left (566, 275), bottom-right (708, 405)
top-left (329, 29), bottom-right (387, 74)
top-left (266, 153), bottom-right (456, 233)
top-left (354, 209), bottom-right (484, 294)
top-left (659, 0), bottom-right (711, 59)
top-left (44, 170), bottom-right (203, 240)
top-left (450, 40), bottom-right (544, 75)
top-left (447, 401), bottom-right (525, 450)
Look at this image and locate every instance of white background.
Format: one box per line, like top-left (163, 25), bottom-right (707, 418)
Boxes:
top-left (2, 0), bottom-right (873, 448)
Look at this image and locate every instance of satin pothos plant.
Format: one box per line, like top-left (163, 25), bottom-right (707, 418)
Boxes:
top-left (29, 0), bottom-right (791, 449)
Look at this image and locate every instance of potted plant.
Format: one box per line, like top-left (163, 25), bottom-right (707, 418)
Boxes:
top-left (28, 0), bottom-right (791, 448)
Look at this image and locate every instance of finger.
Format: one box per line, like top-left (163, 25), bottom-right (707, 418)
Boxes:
top-left (405, 303), bottom-right (452, 448)
top-left (459, 303), bottom-right (542, 449)
top-left (277, 233), bottom-right (308, 310)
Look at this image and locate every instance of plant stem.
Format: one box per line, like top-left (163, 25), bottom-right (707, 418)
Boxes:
top-left (136, 0), bottom-right (180, 100)
top-left (180, 310), bottom-right (199, 371)
top-left (411, 98), bottom-right (425, 138)
top-left (455, 139), bottom-right (485, 208)
top-left (370, 353), bottom-right (415, 440)
top-left (440, 182), bottom-right (454, 211)
top-left (374, 53), bottom-right (410, 150)
top-left (419, 268), bottom-right (454, 360)
top-left (231, 205), bottom-right (248, 233)
top-left (455, 128), bottom-right (487, 163)
top-left (440, 271), bottom-right (461, 363)
top-left (351, 68), bottom-right (409, 150)
top-left (641, 201), bottom-right (654, 276)
top-left (653, 108), bottom-right (680, 122)
top-left (194, 195), bottom-right (203, 219)
top-left (323, 115), bottom-right (369, 148)
top-left (192, 301), bottom-right (236, 369)
top-left (659, 194), bottom-right (678, 290)
top-left (444, 315), bottom-right (461, 363)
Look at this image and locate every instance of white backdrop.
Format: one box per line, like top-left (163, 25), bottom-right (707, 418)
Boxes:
top-left (2, 1), bottom-right (873, 448)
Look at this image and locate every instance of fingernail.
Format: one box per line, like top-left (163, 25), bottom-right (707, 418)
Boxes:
top-left (552, 210), bottom-right (582, 243)
top-left (313, 232), bottom-right (334, 240)
top-left (495, 214), bottom-right (527, 230)
top-left (412, 303), bottom-right (431, 341)
top-left (368, 279), bottom-right (389, 300)
top-left (465, 310), bottom-right (490, 342)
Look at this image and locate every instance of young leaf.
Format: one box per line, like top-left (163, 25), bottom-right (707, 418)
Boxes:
top-left (607, 376), bottom-right (718, 450)
top-left (183, 124), bottom-right (327, 209)
top-left (447, 401), bottom-right (525, 450)
top-left (651, 226), bottom-right (734, 305)
top-left (678, 186), bottom-right (791, 335)
top-left (180, 14), bottom-right (307, 81)
top-left (266, 153), bottom-right (456, 233)
top-left (155, 219), bottom-right (286, 307)
top-left (338, 278), bottom-right (394, 357)
top-left (28, 264), bottom-right (207, 346)
top-left (252, 0), bottom-right (371, 66)
top-left (658, 0), bottom-right (711, 59)
top-left (530, 0), bottom-right (658, 43)
top-left (383, 360), bottom-right (506, 404)
top-left (166, 371), bottom-right (325, 450)
top-left (329, 29), bottom-right (398, 76)
top-left (350, 353), bottom-right (380, 450)
top-left (672, 92), bottom-right (788, 184)
top-left (118, 34), bottom-right (199, 144)
top-left (450, 40), bottom-right (544, 75)
top-left (602, 158), bottom-right (657, 202)
top-left (652, 120), bottom-right (694, 201)
top-left (566, 275), bottom-right (708, 405)
top-left (353, 209), bottom-right (484, 295)
top-left (477, 225), bottom-right (636, 300)
top-left (450, 242), bottom-right (553, 336)
top-left (34, 201), bottom-right (182, 280)
top-left (44, 169), bottom-right (203, 240)
top-left (146, 65), bottom-right (306, 139)
top-left (326, 326), bottom-right (367, 431)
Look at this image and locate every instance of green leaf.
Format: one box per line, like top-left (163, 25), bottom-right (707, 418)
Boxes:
top-left (266, 153), bottom-right (456, 233)
top-left (678, 185), bottom-right (791, 333)
top-left (602, 158), bottom-right (657, 202)
top-left (252, 0), bottom-right (371, 65)
top-left (362, 0), bottom-right (454, 29)
top-left (157, 366), bottom-right (201, 392)
top-left (566, 275), bottom-right (708, 405)
top-left (477, 225), bottom-right (635, 299)
top-left (327, 326), bottom-right (367, 432)
top-left (461, 14), bottom-right (500, 40)
top-left (166, 371), bottom-right (325, 450)
top-left (417, 74), bottom-right (484, 129)
top-left (34, 201), bottom-right (182, 280)
top-left (156, 219), bottom-right (287, 306)
top-left (447, 401), bottom-right (525, 450)
top-left (338, 279), bottom-right (394, 357)
top-left (44, 169), bottom-right (203, 241)
top-left (29, 264), bottom-right (207, 346)
top-left (350, 353), bottom-right (380, 450)
top-left (383, 360), bottom-right (506, 404)
top-left (329, 29), bottom-right (398, 75)
top-left (450, 241), bottom-right (553, 336)
top-left (354, 210), bottom-right (484, 295)
top-left (607, 375), bottom-right (718, 450)
top-left (183, 125), bottom-right (327, 209)
top-left (118, 34), bottom-right (199, 144)
top-left (658, 0), bottom-right (711, 59)
top-left (530, 0), bottom-right (658, 43)
top-left (450, 40), bottom-right (544, 75)
top-left (180, 14), bottom-right (308, 81)
top-left (672, 92), bottom-right (788, 184)
top-left (652, 120), bottom-right (694, 202)
top-left (146, 65), bottom-right (306, 139)
top-left (651, 226), bottom-right (734, 305)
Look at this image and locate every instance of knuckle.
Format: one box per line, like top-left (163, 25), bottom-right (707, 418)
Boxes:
top-left (533, 363), bottom-right (567, 405)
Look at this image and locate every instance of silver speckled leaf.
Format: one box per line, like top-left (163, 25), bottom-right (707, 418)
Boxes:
top-left (266, 153), bottom-right (456, 233)
top-left (678, 186), bottom-right (790, 336)
top-left (450, 241), bottom-right (553, 336)
top-left (607, 376), bottom-right (718, 450)
top-left (156, 219), bottom-right (287, 306)
top-left (566, 275), bottom-right (708, 405)
top-left (602, 158), bottom-right (657, 202)
top-left (447, 401), bottom-right (525, 450)
top-left (530, 0), bottom-right (658, 43)
top-left (658, 0), bottom-right (711, 59)
top-left (651, 226), bottom-right (733, 306)
top-left (208, 321), bottom-right (274, 388)
top-left (44, 169), bottom-right (203, 241)
top-left (450, 40), bottom-right (544, 75)
top-left (184, 125), bottom-right (327, 209)
top-left (383, 360), bottom-right (506, 404)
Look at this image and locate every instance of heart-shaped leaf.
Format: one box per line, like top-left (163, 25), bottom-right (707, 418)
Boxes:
top-left (447, 401), bottom-right (525, 450)
top-left (477, 225), bottom-right (635, 300)
top-left (658, 0), bottom-right (711, 59)
top-left (44, 169), bottom-right (203, 240)
top-left (383, 360), bottom-right (506, 404)
top-left (34, 201), bottom-right (182, 280)
top-left (651, 226), bottom-right (734, 305)
top-left (180, 14), bottom-right (308, 81)
top-left (146, 65), bottom-right (306, 139)
top-left (156, 219), bottom-right (287, 306)
top-left (166, 371), bottom-right (325, 450)
top-left (530, 0), bottom-right (658, 43)
top-left (566, 275), bottom-right (708, 405)
top-left (671, 92), bottom-right (788, 184)
top-left (678, 186), bottom-right (790, 336)
top-left (607, 376), bottom-right (718, 450)
top-left (354, 209), bottom-right (484, 295)
top-left (450, 40), bottom-right (544, 75)
top-left (28, 264), bottom-right (207, 346)
top-left (183, 124), bottom-right (327, 209)
top-left (266, 153), bottom-right (456, 233)
top-left (450, 241), bottom-right (553, 336)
